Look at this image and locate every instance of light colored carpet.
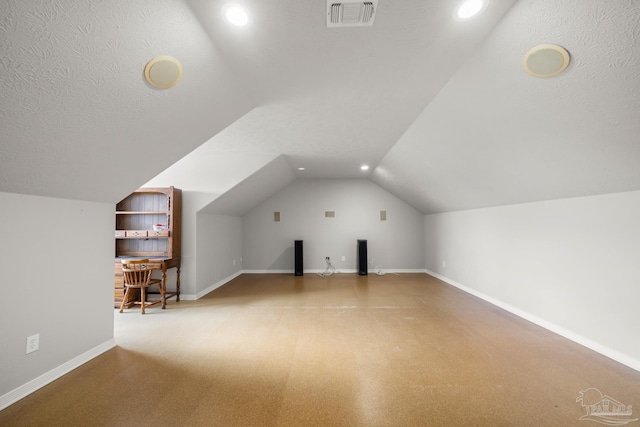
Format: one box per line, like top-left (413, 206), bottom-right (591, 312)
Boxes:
top-left (1, 273), bottom-right (638, 426)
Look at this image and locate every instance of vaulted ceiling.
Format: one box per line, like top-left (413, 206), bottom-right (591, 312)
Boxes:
top-left (2, 0), bottom-right (639, 214)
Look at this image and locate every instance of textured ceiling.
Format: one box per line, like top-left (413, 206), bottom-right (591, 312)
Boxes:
top-left (199, 156), bottom-right (296, 216)
top-left (2, 0), bottom-right (640, 214)
top-left (372, 0), bottom-right (640, 213)
top-left (186, 0), bottom-right (518, 179)
top-left (0, 0), bottom-right (254, 203)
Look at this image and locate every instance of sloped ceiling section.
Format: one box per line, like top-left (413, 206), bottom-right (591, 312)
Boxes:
top-left (144, 130), bottom-right (283, 198)
top-left (185, 0), bottom-right (518, 179)
top-left (4, 0), bottom-right (638, 216)
top-left (0, 0), bottom-right (255, 204)
top-left (199, 155), bottom-right (296, 216)
top-left (373, 0), bottom-right (640, 214)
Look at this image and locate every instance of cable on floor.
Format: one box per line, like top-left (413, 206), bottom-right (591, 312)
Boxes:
top-left (317, 257), bottom-right (336, 277)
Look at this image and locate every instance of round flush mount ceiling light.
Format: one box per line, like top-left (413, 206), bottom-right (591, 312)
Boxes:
top-left (144, 56), bottom-right (183, 89)
top-left (454, 0), bottom-right (487, 20)
top-left (224, 5), bottom-right (249, 26)
top-left (523, 44), bottom-right (570, 78)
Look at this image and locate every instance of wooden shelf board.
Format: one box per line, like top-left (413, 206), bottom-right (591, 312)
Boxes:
top-left (116, 211), bottom-right (167, 215)
top-left (116, 236), bottom-right (169, 239)
top-left (118, 251), bottom-right (168, 256)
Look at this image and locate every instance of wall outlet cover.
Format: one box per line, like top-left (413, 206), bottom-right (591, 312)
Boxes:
top-left (26, 334), bottom-right (39, 354)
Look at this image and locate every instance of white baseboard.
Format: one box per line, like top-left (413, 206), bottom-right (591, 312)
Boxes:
top-left (307, 269), bottom-right (357, 274)
top-left (373, 268), bottom-right (427, 274)
top-left (241, 269), bottom-right (292, 274)
top-left (425, 269), bottom-right (640, 373)
top-left (241, 269), bottom-right (357, 275)
top-left (0, 339), bottom-right (116, 411)
top-left (240, 269), bottom-right (427, 275)
top-left (192, 271), bottom-right (244, 299)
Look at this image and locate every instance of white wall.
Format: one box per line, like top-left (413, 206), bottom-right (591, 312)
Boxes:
top-left (144, 152), bottom-right (283, 298)
top-left (243, 179), bottom-right (425, 272)
top-left (195, 213), bottom-right (243, 297)
top-left (424, 190), bottom-right (640, 370)
top-left (0, 192), bottom-right (115, 405)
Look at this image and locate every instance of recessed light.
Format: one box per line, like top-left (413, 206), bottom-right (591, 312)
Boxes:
top-left (360, 165), bottom-right (370, 171)
top-left (523, 44), bottom-right (571, 78)
top-left (297, 167), bottom-right (305, 171)
top-left (144, 56), bottom-right (183, 89)
top-left (454, 0), bottom-right (486, 20)
top-left (224, 5), bottom-right (249, 26)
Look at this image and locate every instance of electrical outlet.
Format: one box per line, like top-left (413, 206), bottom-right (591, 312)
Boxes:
top-left (341, 255), bottom-right (346, 261)
top-left (325, 256), bottom-right (330, 262)
top-left (233, 259), bottom-right (236, 266)
top-left (442, 261), bottom-right (446, 268)
top-left (26, 334), bottom-right (39, 354)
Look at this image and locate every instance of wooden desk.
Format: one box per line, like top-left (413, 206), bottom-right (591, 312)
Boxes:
top-left (114, 257), bottom-right (181, 309)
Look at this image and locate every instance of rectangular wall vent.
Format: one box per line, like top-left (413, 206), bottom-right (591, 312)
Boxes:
top-left (327, 0), bottom-right (377, 28)
top-left (325, 210), bottom-right (336, 218)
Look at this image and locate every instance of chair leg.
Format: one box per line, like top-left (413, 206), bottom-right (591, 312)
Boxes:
top-left (161, 278), bottom-right (166, 309)
top-left (141, 286), bottom-right (146, 314)
top-left (119, 287), bottom-right (129, 313)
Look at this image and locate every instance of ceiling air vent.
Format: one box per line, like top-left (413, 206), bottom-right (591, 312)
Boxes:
top-left (327, 0), bottom-right (377, 28)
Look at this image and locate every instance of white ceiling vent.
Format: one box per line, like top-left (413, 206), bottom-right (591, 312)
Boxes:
top-left (327, 0), bottom-right (377, 28)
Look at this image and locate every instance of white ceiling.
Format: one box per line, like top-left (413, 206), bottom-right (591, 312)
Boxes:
top-left (373, 0), bottom-right (640, 213)
top-left (185, 0), bottom-right (517, 178)
top-left (2, 0), bottom-right (640, 214)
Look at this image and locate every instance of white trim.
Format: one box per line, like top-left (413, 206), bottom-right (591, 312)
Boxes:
top-left (307, 269), bottom-right (357, 274)
top-left (240, 269), bottom-right (427, 275)
top-left (425, 270), bottom-right (640, 373)
top-left (193, 271), bottom-right (243, 299)
top-left (241, 269), bottom-right (292, 274)
top-left (242, 269), bottom-right (356, 274)
top-left (374, 268), bottom-right (427, 274)
top-left (0, 339), bottom-right (116, 411)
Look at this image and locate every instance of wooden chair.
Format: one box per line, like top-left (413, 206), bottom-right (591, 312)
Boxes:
top-left (119, 259), bottom-right (162, 314)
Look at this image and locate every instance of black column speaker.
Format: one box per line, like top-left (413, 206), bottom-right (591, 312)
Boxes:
top-left (294, 240), bottom-right (303, 276)
top-left (357, 239), bottom-right (368, 276)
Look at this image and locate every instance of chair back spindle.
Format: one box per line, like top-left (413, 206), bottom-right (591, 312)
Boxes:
top-left (119, 259), bottom-right (162, 314)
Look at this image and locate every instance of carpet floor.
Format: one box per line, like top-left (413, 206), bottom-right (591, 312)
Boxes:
top-left (1, 273), bottom-right (639, 426)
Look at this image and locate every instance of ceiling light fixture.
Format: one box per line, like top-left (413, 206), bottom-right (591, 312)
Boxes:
top-left (454, 0), bottom-right (486, 20)
top-left (523, 44), bottom-right (571, 78)
top-left (360, 165), bottom-right (370, 171)
top-left (224, 5), bottom-right (249, 26)
top-left (297, 167), bottom-right (305, 171)
top-left (144, 56), bottom-right (183, 89)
